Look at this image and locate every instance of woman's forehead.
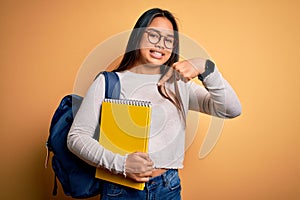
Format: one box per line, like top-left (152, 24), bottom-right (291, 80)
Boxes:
top-left (147, 17), bottom-right (174, 35)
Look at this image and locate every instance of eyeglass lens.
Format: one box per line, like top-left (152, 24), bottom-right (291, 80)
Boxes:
top-left (146, 31), bottom-right (175, 49)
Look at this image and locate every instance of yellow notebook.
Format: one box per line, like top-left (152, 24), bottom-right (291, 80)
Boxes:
top-left (95, 98), bottom-right (152, 190)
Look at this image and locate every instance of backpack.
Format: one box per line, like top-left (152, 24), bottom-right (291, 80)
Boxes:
top-left (45, 71), bottom-right (120, 198)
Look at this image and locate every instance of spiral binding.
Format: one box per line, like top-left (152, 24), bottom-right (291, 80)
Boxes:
top-left (103, 98), bottom-right (151, 107)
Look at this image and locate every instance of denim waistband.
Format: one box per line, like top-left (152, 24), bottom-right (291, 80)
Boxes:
top-left (145, 169), bottom-right (178, 190)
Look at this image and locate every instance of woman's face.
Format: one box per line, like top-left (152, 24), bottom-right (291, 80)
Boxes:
top-left (137, 17), bottom-right (175, 67)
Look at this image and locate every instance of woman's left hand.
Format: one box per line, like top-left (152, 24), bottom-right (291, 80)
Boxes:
top-left (158, 58), bottom-right (207, 85)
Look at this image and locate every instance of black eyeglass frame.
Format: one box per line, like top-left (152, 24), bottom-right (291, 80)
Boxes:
top-left (144, 29), bottom-right (177, 49)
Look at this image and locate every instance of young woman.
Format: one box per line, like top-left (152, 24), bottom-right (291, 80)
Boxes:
top-left (67, 8), bottom-right (241, 200)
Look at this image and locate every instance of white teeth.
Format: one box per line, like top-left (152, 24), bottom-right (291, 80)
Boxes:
top-left (152, 51), bottom-right (162, 56)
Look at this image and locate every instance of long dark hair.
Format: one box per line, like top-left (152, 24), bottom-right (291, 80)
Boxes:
top-left (113, 8), bottom-right (186, 122)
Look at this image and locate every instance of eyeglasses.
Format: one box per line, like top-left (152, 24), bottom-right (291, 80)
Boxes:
top-left (145, 29), bottom-right (176, 49)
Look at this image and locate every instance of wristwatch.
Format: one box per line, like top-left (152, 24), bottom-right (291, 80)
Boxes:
top-left (198, 59), bottom-right (215, 81)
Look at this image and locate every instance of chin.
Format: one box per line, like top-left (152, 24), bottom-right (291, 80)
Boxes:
top-left (147, 58), bottom-right (167, 66)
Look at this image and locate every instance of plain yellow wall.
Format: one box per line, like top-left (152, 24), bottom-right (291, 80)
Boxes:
top-left (1, 0), bottom-right (299, 199)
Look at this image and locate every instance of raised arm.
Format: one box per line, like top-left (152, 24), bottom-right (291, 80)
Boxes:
top-left (158, 58), bottom-right (242, 118)
top-left (188, 66), bottom-right (242, 118)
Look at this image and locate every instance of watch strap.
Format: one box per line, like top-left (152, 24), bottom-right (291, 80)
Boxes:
top-left (198, 59), bottom-right (215, 81)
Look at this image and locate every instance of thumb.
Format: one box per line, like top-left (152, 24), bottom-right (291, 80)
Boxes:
top-left (157, 67), bottom-right (173, 86)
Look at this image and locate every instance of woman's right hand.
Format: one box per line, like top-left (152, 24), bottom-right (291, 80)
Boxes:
top-left (125, 152), bottom-right (154, 182)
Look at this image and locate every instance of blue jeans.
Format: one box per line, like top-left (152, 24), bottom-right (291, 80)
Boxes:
top-left (100, 169), bottom-right (181, 200)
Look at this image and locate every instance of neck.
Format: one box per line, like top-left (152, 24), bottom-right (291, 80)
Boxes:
top-left (128, 63), bottom-right (161, 74)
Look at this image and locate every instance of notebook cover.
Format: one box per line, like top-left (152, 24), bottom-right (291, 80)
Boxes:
top-left (95, 99), bottom-right (151, 190)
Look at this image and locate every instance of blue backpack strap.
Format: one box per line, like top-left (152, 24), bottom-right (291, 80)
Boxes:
top-left (101, 71), bottom-right (120, 99)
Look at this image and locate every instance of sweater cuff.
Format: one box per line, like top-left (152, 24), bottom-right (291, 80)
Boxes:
top-left (110, 153), bottom-right (126, 174)
top-left (99, 150), bottom-right (126, 174)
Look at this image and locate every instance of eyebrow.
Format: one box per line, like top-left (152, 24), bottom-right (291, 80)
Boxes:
top-left (147, 28), bottom-right (174, 37)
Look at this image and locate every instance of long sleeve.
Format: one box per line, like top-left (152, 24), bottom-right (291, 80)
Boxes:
top-left (188, 66), bottom-right (242, 118)
top-left (67, 74), bottom-right (125, 174)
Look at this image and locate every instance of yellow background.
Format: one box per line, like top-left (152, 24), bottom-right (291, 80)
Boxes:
top-left (1, 0), bottom-right (299, 199)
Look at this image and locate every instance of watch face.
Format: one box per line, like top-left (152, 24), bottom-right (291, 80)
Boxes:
top-left (206, 59), bottom-right (215, 72)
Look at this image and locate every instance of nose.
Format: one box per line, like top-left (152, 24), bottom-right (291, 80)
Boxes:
top-left (155, 37), bottom-right (165, 49)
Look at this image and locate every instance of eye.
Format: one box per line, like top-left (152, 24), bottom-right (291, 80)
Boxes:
top-left (165, 37), bottom-right (174, 44)
top-left (149, 32), bottom-right (159, 39)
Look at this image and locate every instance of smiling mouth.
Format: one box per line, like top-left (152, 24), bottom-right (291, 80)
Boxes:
top-left (150, 50), bottom-right (165, 58)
